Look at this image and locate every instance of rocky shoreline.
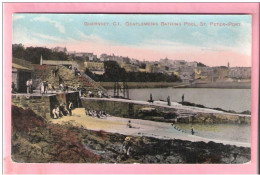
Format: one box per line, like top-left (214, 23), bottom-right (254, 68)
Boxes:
top-left (11, 105), bottom-right (250, 164)
top-left (82, 98), bottom-right (251, 125)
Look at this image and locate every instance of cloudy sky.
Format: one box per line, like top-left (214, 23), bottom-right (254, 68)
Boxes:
top-left (13, 14), bottom-right (251, 67)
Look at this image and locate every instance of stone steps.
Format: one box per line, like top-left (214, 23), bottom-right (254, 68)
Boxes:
top-left (33, 64), bottom-right (107, 95)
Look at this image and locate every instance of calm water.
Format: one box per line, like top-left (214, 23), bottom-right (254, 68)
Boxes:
top-left (174, 123), bottom-right (251, 144)
top-left (108, 88), bottom-right (251, 112)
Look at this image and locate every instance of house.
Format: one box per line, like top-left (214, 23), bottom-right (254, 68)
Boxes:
top-left (84, 61), bottom-right (105, 75)
top-left (12, 58), bottom-right (33, 93)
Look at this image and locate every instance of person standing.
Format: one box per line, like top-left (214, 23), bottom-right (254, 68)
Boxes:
top-left (68, 101), bottom-right (73, 116)
top-left (122, 137), bottom-right (132, 156)
top-left (59, 83), bottom-right (64, 92)
top-left (148, 93), bottom-right (154, 103)
top-left (74, 67), bottom-right (78, 76)
top-left (78, 86), bottom-right (82, 97)
top-left (40, 81), bottom-right (44, 95)
top-left (98, 90), bottom-right (102, 98)
top-left (191, 127), bottom-right (195, 135)
top-left (29, 79), bottom-right (33, 93)
top-left (182, 94), bottom-right (185, 103)
top-left (44, 81), bottom-right (48, 94)
top-left (88, 90), bottom-right (93, 98)
top-left (11, 82), bottom-right (16, 93)
top-left (26, 80), bottom-right (30, 94)
top-left (167, 96), bottom-right (171, 106)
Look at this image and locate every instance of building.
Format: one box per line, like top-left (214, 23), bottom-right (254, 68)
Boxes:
top-left (177, 66), bottom-right (195, 82)
top-left (215, 67), bottom-right (230, 80)
top-left (73, 52), bottom-right (97, 61)
top-left (84, 61), bottom-right (105, 75)
top-left (120, 62), bottom-right (139, 72)
top-left (42, 60), bottom-right (77, 69)
top-left (194, 67), bottom-right (220, 82)
top-left (12, 57), bottom-right (33, 93)
top-left (160, 57), bottom-right (173, 66)
top-left (173, 60), bottom-right (187, 67)
top-left (229, 67), bottom-right (251, 79)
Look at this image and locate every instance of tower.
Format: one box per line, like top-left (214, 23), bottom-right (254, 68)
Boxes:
top-left (228, 62), bottom-right (230, 68)
top-left (40, 55), bottom-right (43, 65)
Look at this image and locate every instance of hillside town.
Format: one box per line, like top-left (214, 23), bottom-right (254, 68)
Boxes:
top-left (66, 47), bottom-right (251, 83)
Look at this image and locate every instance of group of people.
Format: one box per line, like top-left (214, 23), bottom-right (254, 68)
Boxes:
top-left (26, 79), bottom-right (33, 94)
top-left (40, 81), bottom-right (50, 94)
top-left (98, 90), bottom-right (103, 98)
top-left (85, 109), bottom-right (110, 118)
top-left (86, 90), bottom-right (104, 98)
top-left (88, 90), bottom-right (94, 98)
top-left (52, 101), bottom-right (73, 119)
top-left (59, 83), bottom-right (69, 92)
top-left (39, 81), bottom-right (71, 95)
top-left (148, 93), bottom-right (185, 106)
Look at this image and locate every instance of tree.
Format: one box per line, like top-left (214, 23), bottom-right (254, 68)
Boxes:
top-left (12, 44), bottom-right (69, 64)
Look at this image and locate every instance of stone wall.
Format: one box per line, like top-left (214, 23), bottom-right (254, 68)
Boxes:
top-left (12, 95), bottom-right (52, 120)
top-left (82, 98), bottom-right (146, 118)
top-left (12, 92), bottom-right (81, 120)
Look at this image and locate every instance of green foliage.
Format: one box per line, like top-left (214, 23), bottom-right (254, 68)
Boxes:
top-left (85, 61), bottom-right (181, 82)
top-left (12, 44), bottom-right (69, 64)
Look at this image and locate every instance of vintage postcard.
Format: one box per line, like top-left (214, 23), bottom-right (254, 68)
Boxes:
top-left (4, 3), bottom-right (259, 175)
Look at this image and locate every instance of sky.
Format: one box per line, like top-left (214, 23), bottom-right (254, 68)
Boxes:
top-left (12, 14), bottom-right (252, 67)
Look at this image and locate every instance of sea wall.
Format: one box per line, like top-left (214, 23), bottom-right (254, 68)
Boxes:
top-left (82, 98), bottom-right (146, 118)
top-left (81, 98), bottom-right (251, 124)
top-left (11, 92), bottom-right (81, 120)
